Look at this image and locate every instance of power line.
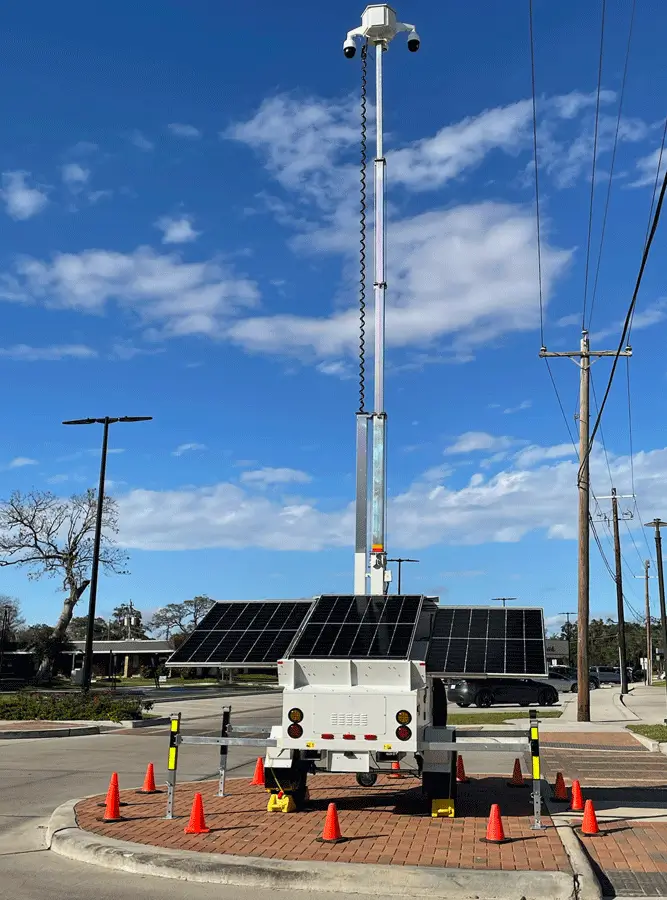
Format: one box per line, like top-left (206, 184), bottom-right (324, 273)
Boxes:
top-left (590, 370), bottom-right (614, 489)
top-left (528, 0), bottom-right (544, 347)
top-left (582, 0), bottom-right (607, 330)
top-left (579, 149), bottom-right (667, 481)
top-left (588, 0), bottom-right (636, 331)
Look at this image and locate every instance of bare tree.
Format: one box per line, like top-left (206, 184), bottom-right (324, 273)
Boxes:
top-left (0, 595), bottom-right (24, 638)
top-left (0, 489), bottom-right (128, 678)
top-left (148, 595), bottom-right (215, 638)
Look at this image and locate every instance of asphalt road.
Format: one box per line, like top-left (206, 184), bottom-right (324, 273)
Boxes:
top-left (0, 690), bottom-right (546, 900)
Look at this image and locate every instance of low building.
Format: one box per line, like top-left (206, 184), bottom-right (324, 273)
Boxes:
top-left (67, 639), bottom-right (173, 678)
top-left (545, 639), bottom-right (570, 666)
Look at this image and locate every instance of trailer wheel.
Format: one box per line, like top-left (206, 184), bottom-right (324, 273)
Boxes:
top-left (356, 772), bottom-right (378, 787)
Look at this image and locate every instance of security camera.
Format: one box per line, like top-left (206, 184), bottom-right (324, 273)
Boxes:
top-left (407, 31), bottom-right (421, 52)
top-left (343, 37), bottom-right (357, 58)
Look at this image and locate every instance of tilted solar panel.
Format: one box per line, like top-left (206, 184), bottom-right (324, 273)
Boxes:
top-left (425, 607), bottom-right (547, 676)
top-left (288, 594), bottom-right (424, 659)
top-left (167, 600), bottom-right (313, 666)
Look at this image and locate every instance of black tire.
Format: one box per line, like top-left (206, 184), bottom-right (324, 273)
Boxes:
top-left (356, 772), bottom-right (378, 788)
top-left (570, 684), bottom-right (578, 693)
top-left (456, 702), bottom-right (470, 708)
top-left (538, 688), bottom-right (557, 707)
top-left (475, 690), bottom-right (494, 708)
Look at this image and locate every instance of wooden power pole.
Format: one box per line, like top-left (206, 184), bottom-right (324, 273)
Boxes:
top-left (645, 519), bottom-right (667, 719)
top-left (540, 330), bottom-right (631, 721)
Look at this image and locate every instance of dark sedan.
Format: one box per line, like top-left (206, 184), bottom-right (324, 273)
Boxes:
top-left (447, 677), bottom-right (559, 708)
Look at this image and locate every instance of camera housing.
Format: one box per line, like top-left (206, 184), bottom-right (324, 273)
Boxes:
top-left (343, 37), bottom-right (357, 58)
top-left (407, 32), bottom-right (420, 52)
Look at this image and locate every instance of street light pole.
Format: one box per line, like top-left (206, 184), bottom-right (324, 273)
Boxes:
top-left (560, 611), bottom-right (576, 667)
top-left (63, 416), bottom-right (152, 691)
top-left (387, 558), bottom-right (419, 594)
top-left (645, 519), bottom-right (667, 720)
top-left (491, 597), bottom-right (516, 609)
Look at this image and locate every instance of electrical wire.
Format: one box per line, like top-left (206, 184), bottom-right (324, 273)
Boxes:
top-left (582, 0), bottom-right (607, 330)
top-left (591, 372), bottom-right (614, 490)
top-left (579, 154), bottom-right (667, 481)
top-left (529, 0), bottom-right (545, 348)
top-left (358, 40), bottom-right (369, 414)
top-left (588, 0), bottom-right (636, 331)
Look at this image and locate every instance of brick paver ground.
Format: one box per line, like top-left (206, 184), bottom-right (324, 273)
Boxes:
top-left (0, 720), bottom-right (84, 731)
top-left (76, 774), bottom-right (569, 871)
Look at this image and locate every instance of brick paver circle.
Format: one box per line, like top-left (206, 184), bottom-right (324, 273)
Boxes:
top-left (76, 774), bottom-right (569, 871)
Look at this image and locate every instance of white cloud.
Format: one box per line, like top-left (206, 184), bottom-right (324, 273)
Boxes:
top-left (0, 343), bottom-right (97, 361)
top-left (629, 147), bottom-right (667, 189)
top-left (444, 432), bottom-right (515, 455)
top-left (512, 443), bottom-right (575, 467)
top-left (61, 163), bottom-right (90, 191)
top-left (9, 457), bottom-right (38, 468)
top-left (114, 443), bottom-right (667, 552)
top-left (129, 130), bottom-right (154, 151)
top-left (172, 443), bottom-right (207, 457)
top-left (228, 202), bottom-right (571, 360)
top-left (503, 400), bottom-right (532, 414)
top-left (1, 171), bottom-right (48, 220)
top-left (240, 467), bottom-right (312, 487)
top-left (591, 299), bottom-right (667, 342)
top-left (1, 247), bottom-right (259, 340)
top-left (155, 215), bottom-right (200, 245)
top-left (168, 123), bottom-right (201, 139)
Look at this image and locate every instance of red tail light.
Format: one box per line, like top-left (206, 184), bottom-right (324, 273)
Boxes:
top-left (396, 725), bottom-right (412, 741)
top-left (364, 734), bottom-right (377, 740)
top-left (287, 723), bottom-right (303, 739)
top-left (321, 733), bottom-right (334, 739)
top-left (343, 733), bottom-right (355, 740)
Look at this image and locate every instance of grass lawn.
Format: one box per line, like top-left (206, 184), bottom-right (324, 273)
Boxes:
top-left (449, 710), bottom-right (562, 725)
top-left (627, 724), bottom-right (667, 742)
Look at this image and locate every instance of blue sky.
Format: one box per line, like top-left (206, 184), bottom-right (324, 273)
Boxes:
top-left (2, 0), bottom-right (667, 632)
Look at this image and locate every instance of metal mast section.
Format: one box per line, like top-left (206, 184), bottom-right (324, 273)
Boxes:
top-left (343, 5), bottom-right (420, 596)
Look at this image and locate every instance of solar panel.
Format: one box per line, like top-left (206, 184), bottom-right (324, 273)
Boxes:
top-left (288, 595), bottom-right (424, 659)
top-left (167, 600), bottom-right (313, 666)
top-left (426, 607), bottom-right (547, 676)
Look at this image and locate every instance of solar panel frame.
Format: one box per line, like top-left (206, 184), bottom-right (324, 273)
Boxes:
top-left (425, 606), bottom-right (547, 677)
top-left (166, 600), bottom-right (314, 667)
top-left (286, 594), bottom-right (425, 660)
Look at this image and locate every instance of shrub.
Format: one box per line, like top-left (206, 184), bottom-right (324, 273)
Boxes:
top-left (0, 691), bottom-right (153, 722)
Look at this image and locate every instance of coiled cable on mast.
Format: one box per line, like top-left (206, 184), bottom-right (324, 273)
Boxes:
top-left (358, 40), bottom-right (368, 414)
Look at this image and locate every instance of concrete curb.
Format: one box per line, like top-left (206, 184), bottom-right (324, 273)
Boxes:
top-left (628, 731), bottom-right (659, 752)
top-left (615, 691), bottom-right (640, 721)
top-left (0, 725), bottom-right (100, 739)
top-left (99, 716), bottom-right (172, 731)
top-left (47, 799), bottom-right (577, 900)
top-left (544, 789), bottom-right (601, 900)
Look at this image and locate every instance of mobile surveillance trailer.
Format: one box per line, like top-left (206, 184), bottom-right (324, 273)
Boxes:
top-left (167, 5), bottom-right (549, 819)
top-left (168, 596), bottom-right (547, 817)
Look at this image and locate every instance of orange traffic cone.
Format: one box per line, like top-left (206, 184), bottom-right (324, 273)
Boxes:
top-left (456, 755), bottom-right (470, 784)
top-left (98, 772), bottom-right (128, 808)
top-left (507, 758), bottom-right (525, 787)
top-left (102, 772), bottom-right (123, 822)
top-left (581, 799), bottom-right (601, 836)
top-left (316, 802), bottom-right (347, 844)
top-left (389, 760), bottom-right (404, 779)
top-left (184, 792), bottom-right (210, 834)
top-left (568, 779), bottom-right (584, 812)
top-left (137, 762), bottom-right (161, 794)
top-left (552, 772), bottom-right (568, 801)
top-left (250, 756), bottom-right (265, 786)
top-left (481, 804), bottom-right (509, 844)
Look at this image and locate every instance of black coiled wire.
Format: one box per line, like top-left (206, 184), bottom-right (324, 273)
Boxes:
top-left (358, 41), bottom-right (368, 414)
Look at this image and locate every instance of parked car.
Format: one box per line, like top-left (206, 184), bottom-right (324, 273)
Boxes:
top-left (447, 677), bottom-right (559, 708)
top-left (590, 665), bottom-right (623, 685)
top-left (547, 666), bottom-right (600, 690)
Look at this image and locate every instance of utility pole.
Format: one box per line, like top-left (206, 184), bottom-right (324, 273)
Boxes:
top-left (0, 604), bottom-right (11, 685)
top-left (491, 597), bottom-right (516, 609)
top-left (560, 611), bottom-right (576, 667)
top-left (645, 519), bottom-right (667, 720)
top-left (634, 561), bottom-right (655, 685)
top-left (345, 6), bottom-right (421, 596)
top-left (540, 330), bottom-right (632, 721)
top-left (598, 489), bottom-right (632, 694)
top-left (387, 558), bottom-right (419, 594)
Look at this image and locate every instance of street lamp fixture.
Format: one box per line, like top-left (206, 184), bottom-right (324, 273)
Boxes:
top-left (63, 415), bottom-right (152, 691)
